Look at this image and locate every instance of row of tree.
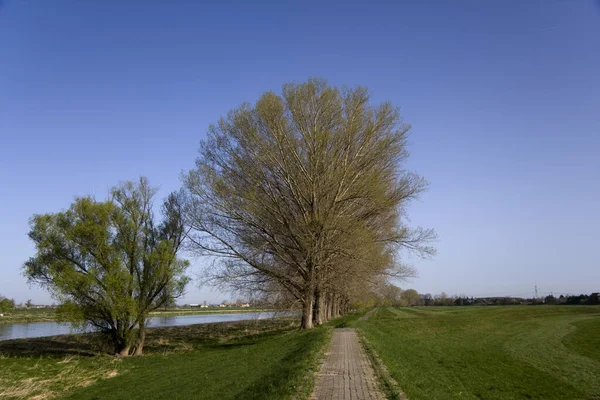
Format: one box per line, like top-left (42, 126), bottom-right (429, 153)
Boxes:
top-left (182, 79), bottom-right (435, 328)
top-left (355, 283), bottom-right (422, 308)
top-left (437, 293), bottom-right (600, 306)
top-left (24, 79), bottom-right (434, 355)
top-left (370, 288), bottom-right (600, 307)
top-left (545, 293), bottom-right (600, 305)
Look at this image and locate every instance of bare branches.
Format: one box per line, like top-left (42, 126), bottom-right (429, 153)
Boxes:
top-left (184, 79), bottom-right (436, 328)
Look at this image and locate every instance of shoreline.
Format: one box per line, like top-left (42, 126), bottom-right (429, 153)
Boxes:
top-left (0, 308), bottom-right (278, 325)
top-left (0, 315), bottom-right (299, 345)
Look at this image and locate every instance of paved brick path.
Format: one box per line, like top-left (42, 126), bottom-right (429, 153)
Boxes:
top-left (311, 328), bottom-right (385, 400)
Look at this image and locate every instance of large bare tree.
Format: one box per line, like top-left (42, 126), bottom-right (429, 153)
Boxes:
top-left (184, 79), bottom-right (435, 328)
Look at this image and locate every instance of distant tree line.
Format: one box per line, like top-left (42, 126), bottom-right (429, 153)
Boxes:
top-left (544, 293), bottom-right (600, 305)
top-left (364, 287), bottom-right (600, 308)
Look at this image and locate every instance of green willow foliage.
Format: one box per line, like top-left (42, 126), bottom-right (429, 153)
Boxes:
top-left (24, 178), bottom-right (190, 356)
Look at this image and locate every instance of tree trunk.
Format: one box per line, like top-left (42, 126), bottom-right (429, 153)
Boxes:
top-left (333, 294), bottom-right (339, 318)
top-left (133, 319), bottom-right (146, 356)
top-left (319, 291), bottom-right (327, 323)
top-left (115, 342), bottom-right (130, 357)
top-left (301, 287), bottom-right (314, 329)
top-left (327, 293), bottom-right (335, 319)
top-left (112, 329), bottom-right (131, 357)
top-left (313, 287), bottom-right (324, 326)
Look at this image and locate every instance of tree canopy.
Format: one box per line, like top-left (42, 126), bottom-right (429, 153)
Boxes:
top-left (184, 78), bottom-right (435, 328)
top-left (0, 295), bottom-right (15, 313)
top-left (24, 177), bottom-right (190, 356)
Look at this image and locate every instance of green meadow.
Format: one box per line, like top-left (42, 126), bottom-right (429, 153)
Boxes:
top-left (358, 306), bottom-right (600, 400)
top-left (2, 307), bottom-right (599, 399)
top-left (0, 319), bottom-right (330, 400)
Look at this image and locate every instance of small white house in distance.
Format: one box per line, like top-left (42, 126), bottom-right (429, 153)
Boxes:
top-left (241, 303), bottom-right (250, 308)
top-left (200, 304), bottom-right (209, 308)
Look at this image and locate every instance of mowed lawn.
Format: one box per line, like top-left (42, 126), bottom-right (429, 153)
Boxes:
top-left (0, 320), bottom-right (329, 400)
top-left (65, 330), bottom-right (326, 400)
top-left (358, 306), bottom-right (600, 400)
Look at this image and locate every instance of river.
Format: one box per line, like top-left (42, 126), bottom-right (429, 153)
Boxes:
top-left (0, 312), bottom-right (282, 341)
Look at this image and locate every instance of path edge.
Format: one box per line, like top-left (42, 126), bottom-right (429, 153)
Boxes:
top-left (299, 327), bottom-right (334, 400)
top-left (357, 326), bottom-right (408, 400)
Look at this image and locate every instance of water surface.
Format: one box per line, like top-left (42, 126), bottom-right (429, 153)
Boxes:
top-left (0, 312), bottom-right (280, 341)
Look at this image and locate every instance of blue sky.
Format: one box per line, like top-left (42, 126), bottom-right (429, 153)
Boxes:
top-left (1, 0), bottom-right (598, 304)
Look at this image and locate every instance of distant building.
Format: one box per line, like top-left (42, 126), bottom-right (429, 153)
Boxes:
top-left (189, 304), bottom-right (200, 307)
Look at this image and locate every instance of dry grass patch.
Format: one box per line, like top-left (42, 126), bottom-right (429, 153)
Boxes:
top-left (0, 355), bottom-right (124, 400)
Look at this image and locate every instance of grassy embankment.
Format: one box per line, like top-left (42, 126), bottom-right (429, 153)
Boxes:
top-left (357, 306), bottom-right (600, 400)
top-left (0, 316), bottom-right (336, 400)
top-left (148, 307), bottom-right (276, 316)
top-left (0, 308), bottom-right (57, 324)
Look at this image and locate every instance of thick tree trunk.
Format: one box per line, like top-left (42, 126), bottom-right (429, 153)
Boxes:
top-left (301, 298), bottom-right (314, 329)
top-left (301, 263), bottom-right (315, 329)
top-left (327, 293), bottom-right (335, 319)
top-left (133, 319), bottom-right (146, 356)
top-left (313, 287), bottom-right (324, 326)
top-left (112, 329), bottom-right (131, 357)
top-left (301, 283), bottom-right (314, 329)
top-left (319, 291), bottom-right (327, 323)
top-left (333, 294), bottom-right (339, 318)
top-left (115, 343), bottom-right (130, 357)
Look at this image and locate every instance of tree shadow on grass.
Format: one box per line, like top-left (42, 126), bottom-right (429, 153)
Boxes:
top-left (202, 328), bottom-right (292, 351)
top-left (234, 329), bottom-right (325, 400)
top-left (0, 333), bottom-right (103, 357)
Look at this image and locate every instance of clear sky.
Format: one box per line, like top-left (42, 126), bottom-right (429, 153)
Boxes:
top-left (1, 0), bottom-right (599, 304)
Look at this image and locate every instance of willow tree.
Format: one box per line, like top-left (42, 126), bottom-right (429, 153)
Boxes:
top-left (184, 78), bottom-right (435, 328)
top-left (24, 178), bottom-right (190, 356)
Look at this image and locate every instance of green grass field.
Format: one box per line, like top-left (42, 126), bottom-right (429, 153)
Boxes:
top-left (0, 319), bottom-right (330, 400)
top-left (3, 306), bottom-right (599, 400)
top-left (358, 306), bottom-right (600, 400)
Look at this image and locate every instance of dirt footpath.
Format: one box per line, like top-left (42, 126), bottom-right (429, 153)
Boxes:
top-left (311, 328), bottom-right (385, 400)
top-left (359, 308), bottom-right (377, 321)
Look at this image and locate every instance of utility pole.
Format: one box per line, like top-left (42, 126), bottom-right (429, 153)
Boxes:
top-left (535, 282), bottom-right (538, 299)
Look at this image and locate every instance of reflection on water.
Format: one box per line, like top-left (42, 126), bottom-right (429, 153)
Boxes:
top-left (0, 312), bottom-right (280, 341)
